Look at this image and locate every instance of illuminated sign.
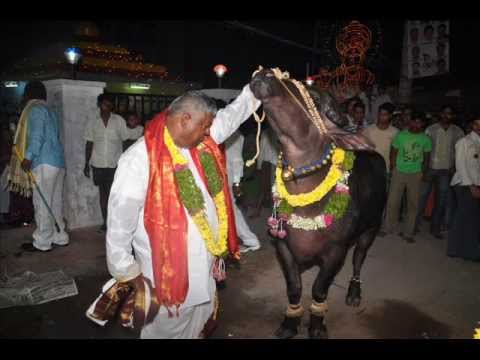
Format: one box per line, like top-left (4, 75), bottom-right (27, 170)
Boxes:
top-left (129, 83), bottom-right (151, 90)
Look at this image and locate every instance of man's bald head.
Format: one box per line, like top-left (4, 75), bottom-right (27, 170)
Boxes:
top-left (168, 91), bottom-right (217, 118)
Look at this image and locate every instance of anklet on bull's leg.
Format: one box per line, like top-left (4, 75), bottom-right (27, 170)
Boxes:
top-left (310, 300), bottom-right (328, 317)
top-left (350, 276), bottom-right (362, 283)
top-left (285, 303), bottom-right (304, 318)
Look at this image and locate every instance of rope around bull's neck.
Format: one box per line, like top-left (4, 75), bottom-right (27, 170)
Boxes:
top-left (245, 104), bottom-right (265, 167)
top-left (245, 66), bottom-right (267, 167)
top-left (245, 66), bottom-right (329, 168)
top-left (271, 68), bottom-right (328, 135)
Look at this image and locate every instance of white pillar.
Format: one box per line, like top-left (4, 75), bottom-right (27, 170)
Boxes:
top-left (43, 79), bottom-right (106, 230)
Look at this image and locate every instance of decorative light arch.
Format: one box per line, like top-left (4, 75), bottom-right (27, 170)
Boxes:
top-left (310, 20), bottom-right (376, 101)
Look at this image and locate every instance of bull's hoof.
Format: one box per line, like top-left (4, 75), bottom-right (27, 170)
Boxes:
top-left (274, 316), bottom-right (300, 339)
top-left (308, 314), bottom-right (328, 339)
top-left (345, 279), bottom-right (362, 307)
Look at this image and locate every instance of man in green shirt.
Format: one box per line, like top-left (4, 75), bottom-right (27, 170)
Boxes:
top-left (380, 111), bottom-right (432, 243)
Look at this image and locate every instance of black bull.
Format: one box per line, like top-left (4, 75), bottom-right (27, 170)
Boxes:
top-left (249, 69), bottom-right (387, 339)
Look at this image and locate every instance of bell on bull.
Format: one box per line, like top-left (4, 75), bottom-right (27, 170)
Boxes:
top-left (281, 168), bottom-right (295, 182)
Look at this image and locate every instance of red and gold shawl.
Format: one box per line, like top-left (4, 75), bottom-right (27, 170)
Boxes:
top-left (143, 111), bottom-right (239, 313)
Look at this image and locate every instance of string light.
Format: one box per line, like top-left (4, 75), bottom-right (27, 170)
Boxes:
top-left (8, 40), bottom-right (169, 80)
top-left (74, 41), bottom-right (167, 78)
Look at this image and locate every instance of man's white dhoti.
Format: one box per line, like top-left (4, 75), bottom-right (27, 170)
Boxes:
top-left (225, 131), bottom-right (259, 248)
top-left (31, 164), bottom-right (69, 251)
top-left (141, 278), bottom-right (216, 339)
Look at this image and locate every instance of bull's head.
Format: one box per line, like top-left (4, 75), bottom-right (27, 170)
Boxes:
top-left (250, 67), bottom-right (374, 152)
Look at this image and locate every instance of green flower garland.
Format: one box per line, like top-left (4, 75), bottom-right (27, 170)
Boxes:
top-left (176, 168), bottom-right (205, 214)
top-left (164, 127), bottom-right (229, 257)
top-left (174, 150), bottom-right (223, 215)
top-left (199, 152), bottom-right (223, 195)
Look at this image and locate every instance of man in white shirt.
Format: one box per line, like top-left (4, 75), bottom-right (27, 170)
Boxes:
top-left (416, 105), bottom-right (464, 238)
top-left (447, 116), bottom-right (480, 260)
top-left (451, 122), bottom-right (480, 189)
top-left (250, 126), bottom-right (279, 218)
top-left (363, 102), bottom-right (398, 191)
top-left (370, 85), bottom-right (393, 126)
top-left (345, 97), bottom-right (359, 129)
top-left (84, 94), bottom-right (143, 231)
top-left (103, 84), bottom-right (261, 338)
top-left (346, 101), bottom-right (368, 133)
top-left (357, 90), bottom-right (372, 125)
top-left (225, 130), bottom-right (261, 253)
top-left (123, 111), bottom-right (144, 151)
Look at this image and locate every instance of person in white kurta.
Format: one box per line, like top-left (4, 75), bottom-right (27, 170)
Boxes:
top-left (225, 131), bottom-right (260, 252)
top-left (106, 84), bottom-right (260, 338)
top-left (447, 119), bottom-right (480, 260)
top-left (250, 127), bottom-right (279, 217)
top-left (84, 94), bottom-right (143, 230)
top-left (369, 85), bottom-right (392, 124)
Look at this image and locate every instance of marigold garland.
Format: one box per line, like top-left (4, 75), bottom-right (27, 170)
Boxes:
top-left (270, 150), bottom-right (356, 233)
top-left (164, 127), bottom-right (228, 257)
top-left (276, 148), bottom-right (346, 208)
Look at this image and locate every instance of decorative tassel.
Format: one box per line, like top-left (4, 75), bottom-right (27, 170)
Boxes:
top-left (267, 199), bottom-right (289, 239)
top-left (269, 228), bottom-right (279, 237)
top-left (267, 216), bottom-right (279, 227)
top-left (268, 203), bottom-right (279, 237)
top-left (213, 257), bottom-right (226, 282)
top-left (277, 219), bottom-right (287, 239)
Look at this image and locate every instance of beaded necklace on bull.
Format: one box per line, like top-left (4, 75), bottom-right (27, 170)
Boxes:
top-left (247, 66), bottom-right (355, 238)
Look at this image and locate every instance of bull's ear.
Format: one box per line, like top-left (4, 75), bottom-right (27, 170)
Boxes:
top-left (325, 107), bottom-right (348, 127)
top-left (328, 127), bottom-right (376, 151)
top-left (323, 91), bottom-right (349, 127)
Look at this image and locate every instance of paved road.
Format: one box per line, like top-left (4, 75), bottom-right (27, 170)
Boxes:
top-left (0, 209), bottom-right (478, 339)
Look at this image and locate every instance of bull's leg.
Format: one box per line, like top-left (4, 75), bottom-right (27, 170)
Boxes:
top-left (274, 239), bottom-right (303, 339)
top-left (309, 245), bottom-right (347, 339)
top-left (346, 226), bottom-right (378, 307)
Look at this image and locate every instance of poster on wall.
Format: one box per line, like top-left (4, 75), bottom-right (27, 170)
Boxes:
top-left (407, 20), bottom-right (449, 79)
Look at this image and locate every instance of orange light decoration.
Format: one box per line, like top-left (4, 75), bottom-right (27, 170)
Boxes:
top-left (73, 41), bottom-right (167, 79)
top-left (213, 64), bottom-right (228, 78)
top-left (7, 25), bottom-right (171, 81)
top-left (336, 20), bottom-right (371, 65)
top-left (311, 20), bottom-right (376, 101)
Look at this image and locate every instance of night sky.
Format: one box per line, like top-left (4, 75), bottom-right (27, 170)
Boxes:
top-left (0, 20), bottom-right (477, 89)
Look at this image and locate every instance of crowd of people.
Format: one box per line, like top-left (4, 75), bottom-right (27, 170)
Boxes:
top-left (341, 93), bottom-right (479, 262)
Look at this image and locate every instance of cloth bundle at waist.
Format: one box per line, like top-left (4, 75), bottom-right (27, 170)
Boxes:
top-left (86, 277), bottom-right (159, 329)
